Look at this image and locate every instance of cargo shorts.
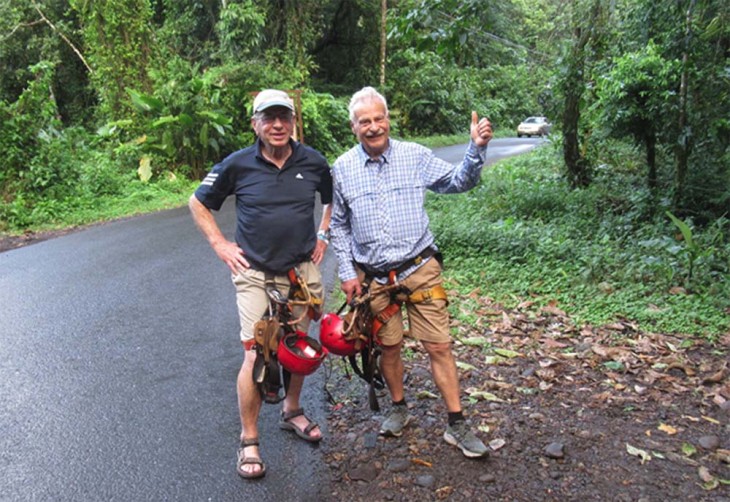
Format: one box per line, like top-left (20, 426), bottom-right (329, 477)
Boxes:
top-left (231, 260), bottom-right (323, 348)
top-left (363, 257), bottom-right (450, 346)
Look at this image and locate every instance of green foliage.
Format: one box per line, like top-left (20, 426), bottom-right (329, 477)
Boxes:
top-left (389, 0), bottom-right (528, 66)
top-left (98, 57), bottom-right (234, 180)
top-left (154, 0), bottom-right (220, 62)
top-left (595, 41), bottom-right (678, 144)
top-left (70, 0), bottom-right (155, 120)
top-left (300, 92), bottom-right (352, 160)
top-left (215, 0), bottom-right (265, 61)
top-left (432, 146), bottom-right (729, 337)
top-left (310, 0), bottom-right (381, 89)
top-left (0, 61), bottom-right (61, 193)
top-left (386, 49), bottom-right (545, 136)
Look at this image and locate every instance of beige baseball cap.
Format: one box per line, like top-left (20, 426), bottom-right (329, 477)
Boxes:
top-left (252, 89), bottom-right (294, 114)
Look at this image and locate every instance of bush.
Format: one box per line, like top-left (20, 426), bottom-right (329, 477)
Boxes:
top-left (300, 92), bottom-right (352, 160)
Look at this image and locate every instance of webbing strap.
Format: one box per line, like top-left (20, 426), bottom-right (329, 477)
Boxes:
top-left (372, 302), bottom-right (401, 336)
top-left (408, 284), bottom-right (448, 304)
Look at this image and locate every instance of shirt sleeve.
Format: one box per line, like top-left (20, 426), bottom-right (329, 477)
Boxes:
top-left (330, 169), bottom-right (358, 282)
top-left (318, 164), bottom-right (334, 205)
top-left (424, 140), bottom-right (487, 194)
top-left (193, 159), bottom-right (236, 211)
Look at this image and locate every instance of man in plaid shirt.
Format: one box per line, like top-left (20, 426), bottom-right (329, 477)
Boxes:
top-left (330, 86), bottom-right (494, 458)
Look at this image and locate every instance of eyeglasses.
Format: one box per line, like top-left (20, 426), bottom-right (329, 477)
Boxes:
top-left (256, 110), bottom-right (294, 124)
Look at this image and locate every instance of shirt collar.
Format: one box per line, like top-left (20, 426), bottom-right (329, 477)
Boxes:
top-left (357, 140), bottom-right (393, 166)
top-left (255, 137), bottom-right (298, 163)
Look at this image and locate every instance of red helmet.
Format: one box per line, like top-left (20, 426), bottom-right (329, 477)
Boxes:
top-left (319, 313), bottom-right (359, 357)
top-left (277, 330), bottom-right (327, 375)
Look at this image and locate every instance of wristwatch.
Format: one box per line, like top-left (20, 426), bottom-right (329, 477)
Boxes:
top-left (317, 229), bottom-right (331, 244)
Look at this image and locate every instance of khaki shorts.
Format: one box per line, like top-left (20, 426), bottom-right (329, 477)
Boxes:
top-left (364, 258), bottom-right (450, 346)
top-left (231, 261), bottom-right (323, 345)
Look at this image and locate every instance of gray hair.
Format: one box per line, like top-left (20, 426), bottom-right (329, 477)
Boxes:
top-left (348, 86), bottom-right (389, 122)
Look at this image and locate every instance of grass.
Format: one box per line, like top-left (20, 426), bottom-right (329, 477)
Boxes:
top-left (1, 175), bottom-right (197, 235)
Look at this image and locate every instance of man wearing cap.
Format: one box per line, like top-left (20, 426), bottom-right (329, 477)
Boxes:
top-left (189, 89), bottom-right (333, 479)
top-left (330, 86), bottom-right (493, 459)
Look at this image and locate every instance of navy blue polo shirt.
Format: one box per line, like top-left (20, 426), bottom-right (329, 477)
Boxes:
top-left (194, 139), bottom-right (333, 273)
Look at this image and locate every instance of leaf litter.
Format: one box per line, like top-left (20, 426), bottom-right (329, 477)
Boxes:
top-left (321, 290), bottom-right (728, 501)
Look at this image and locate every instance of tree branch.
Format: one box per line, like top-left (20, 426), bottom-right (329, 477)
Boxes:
top-left (4, 18), bottom-right (45, 40)
top-left (30, 0), bottom-right (93, 74)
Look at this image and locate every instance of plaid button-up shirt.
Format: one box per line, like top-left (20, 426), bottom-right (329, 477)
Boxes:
top-left (331, 139), bottom-right (487, 282)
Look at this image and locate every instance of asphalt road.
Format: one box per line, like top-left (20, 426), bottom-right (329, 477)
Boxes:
top-left (0, 138), bottom-right (542, 501)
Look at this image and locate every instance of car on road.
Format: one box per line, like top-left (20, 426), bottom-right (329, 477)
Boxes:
top-left (517, 116), bottom-right (551, 137)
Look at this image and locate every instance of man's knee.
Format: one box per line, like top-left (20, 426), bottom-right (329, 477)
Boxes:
top-left (241, 345), bottom-right (258, 370)
top-left (381, 342), bottom-right (402, 356)
top-left (423, 340), bottom-right (452, 358)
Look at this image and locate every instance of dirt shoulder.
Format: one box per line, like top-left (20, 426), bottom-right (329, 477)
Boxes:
top-left (0, 229), bottom-right (76, 253)
top-left (319, 295), bottom-right (730, 501)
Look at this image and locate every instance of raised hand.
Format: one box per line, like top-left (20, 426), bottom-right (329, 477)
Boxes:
top-left (470, 111), bottom-right (493, 147)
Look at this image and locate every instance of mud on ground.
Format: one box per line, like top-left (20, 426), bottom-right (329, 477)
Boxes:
top-left (319, 293), bottom-right (730, 501)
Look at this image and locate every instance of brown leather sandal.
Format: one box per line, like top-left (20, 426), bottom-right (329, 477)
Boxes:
top-left (279, 408), bottom-right (322, 443)
top-left (236, 438), bottom-right (266, 479)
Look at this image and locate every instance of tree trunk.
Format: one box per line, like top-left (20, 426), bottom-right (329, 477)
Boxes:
top-left (673, 0), bottom-right (696, 211)
top-left (562, 25), bottom-right (592, 188)
top-left (561, 0), bottom-right (602, 189)
top-left (379, 0), bottom-right (387, 87)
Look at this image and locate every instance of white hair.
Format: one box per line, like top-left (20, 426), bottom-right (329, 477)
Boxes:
top-left (348, 86), bottom-right (389, 122)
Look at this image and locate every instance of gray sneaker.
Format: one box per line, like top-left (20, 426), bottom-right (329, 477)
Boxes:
top-left (443, 421), bottom-right (489, 458)
top-left (379, 406), bottom-right (413, 437)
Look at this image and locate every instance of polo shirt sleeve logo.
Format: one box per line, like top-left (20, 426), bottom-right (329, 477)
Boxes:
top-left (201, 172), bottom-right (219, 186)
top-left (295, 173), bottom-right (304, 179)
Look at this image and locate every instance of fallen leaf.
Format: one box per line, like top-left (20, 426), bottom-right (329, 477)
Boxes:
top-left (658, 423), bottom-right (678, 435)
top-left (715, 449), bottom-right (730, 464)
top-left (682, 442), bottom-right (697, 457)
top-left (603, 361), bottom-right (625, 371)
top-left (541, 338), bottom-right (568, 349)
top-left (456, 361), bottom-right (477, 371)
top-left (411, 458), bottom-right (432, 468)
top-left (489, 438), bottom-right (506, 450)
top-left (435, 486), bottom-right (453, 500)
top-left (682, 415), bottom-right (701, 422)
top-left (702, 415), bottom-right (721, 425)
top-left (465, 388), bottom-right (505, 402)
top-left (461, 336), bottom-right (490, 347)
top-left (416, 390), bottom-right (438, 399)
top-left (702, 366), bottom-right (727, 385)
top-left (478, 425), bottom-right (491, 434)
top-left (626, 443), bottom-right (652, 464)
top-left (494, 348), bottom-right (520, 358)
top-left (484, 355), bottom-right (502, 365)
top-left (698, 466), bottom-right (714, 483)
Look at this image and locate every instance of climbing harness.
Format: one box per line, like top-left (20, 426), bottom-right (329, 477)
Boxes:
top-left (251, 266), bottom-right (326, 404)
top-left (322, 250), bottom-right (448, 411)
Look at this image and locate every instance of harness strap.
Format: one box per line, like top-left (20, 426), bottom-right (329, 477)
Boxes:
top-left (287, 267), bottom-right (322, 319)
top-left (408, 284), bottom-right (448, 304)
top-left (357, 247), bottom-right (438, 281)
